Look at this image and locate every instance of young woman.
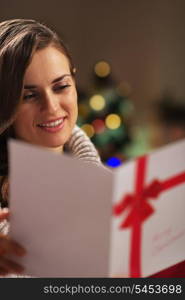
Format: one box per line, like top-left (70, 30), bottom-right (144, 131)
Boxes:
top-left (1, 19), bottom-right (184, 278)
top-left (0, 19), bottom-right (102, 276)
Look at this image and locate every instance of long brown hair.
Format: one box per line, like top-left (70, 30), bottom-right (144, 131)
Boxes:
top-left (0, 19), bottom-right (76, 206)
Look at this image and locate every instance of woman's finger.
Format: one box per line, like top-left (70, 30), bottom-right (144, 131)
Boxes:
top-left (0, 208), bottom-right (10, 221)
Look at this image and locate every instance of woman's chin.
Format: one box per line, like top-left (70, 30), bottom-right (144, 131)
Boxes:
top-left (36, 142), bottom-right (64, 154)
top-left (37, 124), bottom-right (73, 149)
top-left (41, 140), bottom-right (65, 149)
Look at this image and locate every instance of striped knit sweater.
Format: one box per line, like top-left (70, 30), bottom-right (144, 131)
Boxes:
top-left (64, 125), bottom-right (101, 165)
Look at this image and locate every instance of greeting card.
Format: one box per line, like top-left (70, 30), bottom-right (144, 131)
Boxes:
top-left (9, 139), bottom-right (185, 277)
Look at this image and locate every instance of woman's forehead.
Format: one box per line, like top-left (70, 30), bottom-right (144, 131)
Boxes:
top-left (24, 46), bottom-right (70, 85)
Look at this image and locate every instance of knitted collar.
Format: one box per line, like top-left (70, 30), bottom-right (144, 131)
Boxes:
top-left (64, 125), bottom-right (101, 165)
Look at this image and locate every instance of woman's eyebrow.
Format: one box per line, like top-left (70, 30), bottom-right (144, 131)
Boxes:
top-left (24, 74), bottom-right (72, 89)
top-left (52, 74), bottom-right (72, 84)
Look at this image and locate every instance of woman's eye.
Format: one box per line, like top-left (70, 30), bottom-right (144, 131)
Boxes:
top-left (54, 84), bottom-right (71, 92)
top-left (23, 93), bottom-right (37, 101)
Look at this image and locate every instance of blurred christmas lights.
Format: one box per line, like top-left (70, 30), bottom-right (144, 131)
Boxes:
top-left (92, 119), bottom-right (105, 134)
top-left (94, 61), bottom-right (111, 77)
top-left (106, 157), bottom-right (122, 168)
top-left (105, 114), bottom-right (121, 129)
top-left (89, 94), bottom-right (106, 111)
top-left (81, 124), bottom-right (95, 138)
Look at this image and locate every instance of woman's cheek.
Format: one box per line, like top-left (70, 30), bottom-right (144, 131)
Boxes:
top-left (64, 90), bottom-right (78, 112)
top-left (14, 107), bottom-right (35, 136)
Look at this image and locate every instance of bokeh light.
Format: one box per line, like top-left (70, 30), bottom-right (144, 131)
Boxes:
top-left (94, 61), bottom-right (111, 77)
top-left (106, 157), bottom-right (122, 168)
top-left (92, 119), bottom-right (105, 134)
top-left (105, 114), bottom-right (121, 129)
top-left (89, 94), bottom-right (106, 111)
top-left (81, 124), bottom-right (95, 138)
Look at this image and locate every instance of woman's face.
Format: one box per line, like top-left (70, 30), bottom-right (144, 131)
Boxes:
top-left (13, 46), bottom-right (78, 151)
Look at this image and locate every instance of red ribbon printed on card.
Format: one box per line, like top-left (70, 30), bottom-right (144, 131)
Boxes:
top-left (113, 156), bottom-right (185, 277)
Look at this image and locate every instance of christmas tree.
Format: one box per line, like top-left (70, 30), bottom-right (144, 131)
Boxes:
top-left (77, 60), bottom-right (134, 168)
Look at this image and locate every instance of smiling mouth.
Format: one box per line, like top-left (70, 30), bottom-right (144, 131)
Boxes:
top-left (37, 117), bottom-right (65, 128)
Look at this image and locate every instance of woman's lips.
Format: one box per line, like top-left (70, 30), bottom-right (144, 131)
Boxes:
top-left (37, 117), bottom-right (66, 133)
top-left (37, 116), bottom-right (65, 126)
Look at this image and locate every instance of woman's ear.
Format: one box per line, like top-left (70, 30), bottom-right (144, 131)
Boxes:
top-left (73, 67), bottom-right (76, 74)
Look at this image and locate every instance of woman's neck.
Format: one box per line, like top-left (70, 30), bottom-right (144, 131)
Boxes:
top-left (45, 145), bottom-right (64, 154)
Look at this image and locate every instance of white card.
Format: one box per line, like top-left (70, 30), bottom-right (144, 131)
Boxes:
top-left (9, 138), bottom-right (185, 277)
top-left (9, 140), bottom-right (113, 277)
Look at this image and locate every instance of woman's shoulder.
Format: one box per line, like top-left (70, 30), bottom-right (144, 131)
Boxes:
top-left (65, 125), bottom-right (102, 165)
top-left (65, 125), bottom-right (112, 174)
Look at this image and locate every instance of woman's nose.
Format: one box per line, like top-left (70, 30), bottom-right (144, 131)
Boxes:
top-left (41, 92), bottom-right (60, 113)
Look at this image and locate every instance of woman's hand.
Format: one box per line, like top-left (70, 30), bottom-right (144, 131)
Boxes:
top-left (0, 208), bottom-right (26, 276)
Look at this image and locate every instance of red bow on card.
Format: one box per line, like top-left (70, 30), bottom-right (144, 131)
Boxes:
top-left (114, 179), bottom-right (163, 228)
top-left (113, 156), bottom-right (185, 277)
